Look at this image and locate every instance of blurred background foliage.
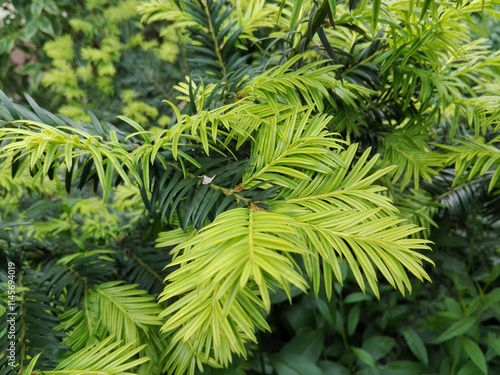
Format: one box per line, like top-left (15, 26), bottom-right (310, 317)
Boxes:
top-left (1, 0), bottom-right (500, 375)
top-left (0, 0), bottom-right (184, 124)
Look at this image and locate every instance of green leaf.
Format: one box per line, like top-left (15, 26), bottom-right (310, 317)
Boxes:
top-left (281, 329), bottom-right (325, 362)
top-left (42, 143), bottom-right (59, 175)
top-left (457, 362), bottom-right (485, 375)
top-left (88, 144), bottom-right (106, 193)
top-left (0, 37), bottom-right (15, 55)
top-left (43, 0), bottom-right (59, 15)
top-left (401, 327), bottom-right (428, 366)
top-left (117, 115), bottom-right (151, 143)
top-left (22, 353), bottom-right (42, 375)
top-left (372, 0), bottom-right (381, 30)
top-left (0, 53), bottom-right (9, 75)
top-left (344, 292), bottom-right (372, 304)
top-left (270, 353), bottom-right (324, 375)
top-left (103, 161), bottom-right (114, 202)
top-left (351, 347), bottom-right (376, 368)
top-left (39, 16), bottom-right (55, 36)
top-left (55, 336), bottom-right (149, 372)
top-left (315, 297), bottom-right (334, 326)
top-left (0, 221), bottom-right (31, 230)
top-left (384, 360), bottom-right (425, 374)
top-left (22, 21), bottom-right (38, 39)
top-left (159, 208), bottom-right (308, 368)
top-left (61, 281), bottom-right (162, 350)
top-left (463, 338), bottom-right (487, 374)
top-left (328, 0), bottom-right (337, 17)
top-left (485, 337), bottom-right (500, 357)
top-left (433, 316), bottom-right (477, 343)
top-left (362, 336), bottom-right (396, 361)
top-left (347, 305), bottom-right (360, 336)
top-left (30, 0), bottom-right (44, 17)
top-left (318, 360), bottom-right (349, 375)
